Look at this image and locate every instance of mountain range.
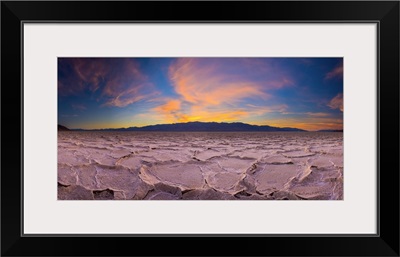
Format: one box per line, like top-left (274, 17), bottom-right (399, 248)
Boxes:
top-left (58, 122), bottom-right (307, 132)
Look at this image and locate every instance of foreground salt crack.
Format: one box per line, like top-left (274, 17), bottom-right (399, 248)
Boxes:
top-left (58, 132), bottom-right (343, 200)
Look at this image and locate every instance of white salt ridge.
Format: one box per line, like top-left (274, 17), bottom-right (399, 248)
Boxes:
top-left (140, 162), bottom-right (205, 190)
top-left (261, 155), bottom-right (293, 164)
top-left (194, 149), bottom-right (221, 161)
top-left (254, 164), bottom-right (300, 194)
top-left (208, 156), bottom-right (256, 174)
top-left (281, 151), bottom-right (316, 158)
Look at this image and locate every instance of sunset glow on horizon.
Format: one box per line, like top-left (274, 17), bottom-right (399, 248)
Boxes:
top-left (58, 57), bottom-right (343, 131)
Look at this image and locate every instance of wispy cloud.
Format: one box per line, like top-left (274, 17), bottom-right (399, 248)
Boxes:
top-left (152, 99), bottom-right (183, 121)
top-left (168, 58), bottom-right (271, 106)
top-left (306, 112), bottom-right (331, 117)
top-left (99, 59), bottom-right (158, 107)
top-left (58, 58), bottom-right (109, 96)
top-left (245, 104), bottom-right (289, 116)
top-left (136, 108), bottom-right (252, 125)
top-left (61, 114), bottom-right (78, 117)
top-left (325, 64), bottom-right (343, 80)
top-left (58, 58), bottom-right (158, 108)
top-left (73, 58), bottom-right (108, 92)
top-left (59, 57), bottom-right (343, 130)
top-left (103, 83), bottom-right (159, 108)
top-left (156, 58), bottom-right (294, 124)
top-left (327, 93), bottom-right (343, 112)
top-left (71, 103), bottom-right (87, 111)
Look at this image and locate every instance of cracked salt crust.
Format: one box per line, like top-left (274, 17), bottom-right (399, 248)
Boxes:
top-left (58, 132), bottom-right (343, 200)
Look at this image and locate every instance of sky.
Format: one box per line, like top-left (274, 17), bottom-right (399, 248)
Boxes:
top-left (58, 57), bottom-right (343, 131)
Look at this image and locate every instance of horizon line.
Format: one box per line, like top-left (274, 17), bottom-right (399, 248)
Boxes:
top-left (59, 121), bottom-right (343, 132)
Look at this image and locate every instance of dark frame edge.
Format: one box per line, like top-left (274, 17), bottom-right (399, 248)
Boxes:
top-left (1, 2), bottom-right (23, 256)
top-left (379, 1), bottom-right (400, 254)
top-left (20, 16), bottom-right (25, 242)
top-left (1, 1), bottom-right (399, 256)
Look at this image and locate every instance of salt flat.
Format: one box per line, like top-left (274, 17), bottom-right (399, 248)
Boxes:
top-left (58, 132), bottom-right (343, 200)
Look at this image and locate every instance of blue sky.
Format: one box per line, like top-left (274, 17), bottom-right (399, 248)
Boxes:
top-left (58, 57), bottom-right (343, 131)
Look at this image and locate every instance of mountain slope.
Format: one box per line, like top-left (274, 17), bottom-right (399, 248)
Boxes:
top-left (71, 122), bottom-right (306, 132)
top-left (58, 124), bottom-right (70, 131)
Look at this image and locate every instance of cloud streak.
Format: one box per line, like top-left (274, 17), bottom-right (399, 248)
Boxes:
top-left (306, 112), bottom-right (331, 117)
top-left (325, 64), bottom-right (343, 80)
top-left (58, 58), bottom-right (158, 108)
top-left (328, 93), bottom-right (343, 112)
top-left (155, 58), bottom-right (294, 124)
top-left (58, 57), bottom-right (343, 131)
top-left (168, 58), bottom-right (271, 106)
top-left (152, 99), bottom-right (183, 121)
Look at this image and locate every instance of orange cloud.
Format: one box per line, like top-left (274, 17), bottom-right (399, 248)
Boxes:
top-left (168, 58), bottom-right (270, 106)
top-left (160, 58), bottom-right (297, 124)
top-left (182, 109), bottom-right (250, 123)
top-left (306, 112), bottom-right (331, 117)
top-left (154, 99), bottom-right (181, 112)
top-left (328, 93), bottom-right (343, 112)
top-left (149, 100), bottom-right (250, 124)
top-left (152, 99), bottom-right (184, 121)
top-left (325, 64), bottom-right (343, 80)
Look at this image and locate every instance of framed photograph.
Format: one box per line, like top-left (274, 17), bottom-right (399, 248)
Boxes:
top-left (2, 1), bottom-right (399, 256)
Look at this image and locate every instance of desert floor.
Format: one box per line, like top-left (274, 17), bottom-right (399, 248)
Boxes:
top-left (58, 132), bottom-right (343, 200)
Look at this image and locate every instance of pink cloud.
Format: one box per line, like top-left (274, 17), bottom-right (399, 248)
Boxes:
top-left (268, 78), bottom-right (294, 89)
top-left (58, 58), bottom-right (110, 96)
top-left (103, 84), bottom-right (159, 107)
top-left (73, 58), bottom-right (109, 92)
top-left (325, 64), bottom-right (343, 80)
top-left (328, 93), bottom-right (343, 112)
top-left (100, 59), bottom-right (157, 107)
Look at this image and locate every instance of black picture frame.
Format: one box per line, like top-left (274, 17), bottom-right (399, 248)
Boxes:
top-left (1, 1), bottom-right (399, 256)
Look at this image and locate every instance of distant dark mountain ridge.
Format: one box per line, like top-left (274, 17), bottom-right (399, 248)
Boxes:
top-left (317, 129), bottom-right (343, 132)
top-left (69, 122), bottom-right (306, 132)
top-left (58, 124), bottom-right (70, 131)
